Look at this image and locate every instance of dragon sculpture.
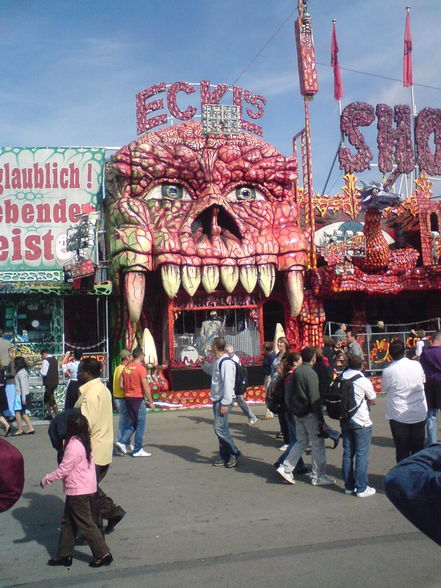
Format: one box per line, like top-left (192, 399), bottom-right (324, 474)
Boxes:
top-left (354, 180), bottom-right (404, 272)
top-left (105, 121), bottom-right (308, 349)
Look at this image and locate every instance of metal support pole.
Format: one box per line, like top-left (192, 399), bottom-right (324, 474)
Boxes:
top-left (304, 98), bottom-right (316, 269)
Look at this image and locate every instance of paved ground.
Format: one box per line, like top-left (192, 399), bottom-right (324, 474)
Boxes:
top-left (1, 397), bottom-right (441, 588)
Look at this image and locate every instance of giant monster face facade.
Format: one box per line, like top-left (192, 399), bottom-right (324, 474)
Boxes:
top-left (106, 122), bottom-right (307, 341)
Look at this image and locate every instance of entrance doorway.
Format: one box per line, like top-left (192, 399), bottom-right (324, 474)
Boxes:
top-left (263, 300), bottom-right (285, 342)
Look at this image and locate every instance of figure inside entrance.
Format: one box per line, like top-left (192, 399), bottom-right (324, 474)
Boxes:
top-left (199, 311), bottom-right (224, 356)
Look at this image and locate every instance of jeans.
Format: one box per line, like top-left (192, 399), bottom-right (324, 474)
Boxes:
top-left (276, 414), bottom-right (306, 471)
top-left (115, 398), bottom-right (130, 444)
top-left (426, 408), bottom-right (438, 445)
top-left (5, 384), bottom-right (15, 417)
top-left (213, 401), bottom-right (240, 461)
top-left (341, 423), bottom-right (372, 493)
top-left (389, 419), bottom-right (426, 463)
top-left (282, 413), bottom-right (326, 479)
top-left (384, 445), bottom-right (441, 546)
top-left (278, 410), bottom-right (294, 444)
top-left (235, 395), bottom-right (256, 420)
top-left (121, 398), bottom-right (147, 453)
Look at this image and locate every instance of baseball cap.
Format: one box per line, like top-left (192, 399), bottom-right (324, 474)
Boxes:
top-left (120, 349), bottom-right (131, 360)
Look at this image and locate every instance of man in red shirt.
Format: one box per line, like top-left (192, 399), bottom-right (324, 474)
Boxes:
top-left (118, 347), bottom-right (155, 457)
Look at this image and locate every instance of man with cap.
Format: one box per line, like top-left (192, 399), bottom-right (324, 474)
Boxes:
top-left (112, 349), bottom-right (132, 454)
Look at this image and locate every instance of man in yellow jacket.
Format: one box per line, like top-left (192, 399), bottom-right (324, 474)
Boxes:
top-left (75, 357), bottom-right (126, 534)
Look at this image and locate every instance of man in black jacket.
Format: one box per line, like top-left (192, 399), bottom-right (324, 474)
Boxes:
top-left (276, 347), bottom-right (335, 487)
top-left (40, 350), bottom-right (59, 419)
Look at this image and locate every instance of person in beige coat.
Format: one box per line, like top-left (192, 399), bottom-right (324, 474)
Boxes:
top-left (75, 358), bottom-right (126, 534)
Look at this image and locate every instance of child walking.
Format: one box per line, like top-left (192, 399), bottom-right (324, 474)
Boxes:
top-left (40, 412), bottom-right (113, 568)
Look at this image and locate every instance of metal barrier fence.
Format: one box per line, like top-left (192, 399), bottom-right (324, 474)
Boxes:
top-left (326, 318), bottom-right (441, 373)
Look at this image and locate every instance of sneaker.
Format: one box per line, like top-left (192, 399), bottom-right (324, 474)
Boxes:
top-left (344, 489), bottom-right (355, 495)
top-left (132, 448), bottom-right (152, 457)
top-left (225, 457), bottom-right (238, 468)
top-left (311, 475), bottom-right (335, 486)
top-left (356, 486), bottom-right (376, 498)
top-left (248, 417), bottom-right (258, 425)
top-left (212, 459), bottom-right (226, 467)
top-left (276, 465), bottom-right (295, 485)
top-left (279, 444), bottom-right (289, 451)
top-left (115, 442), bottom-right (127, 455)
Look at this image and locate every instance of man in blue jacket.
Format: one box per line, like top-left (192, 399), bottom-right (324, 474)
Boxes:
top-left (384, 445), bottom-right (441, 546)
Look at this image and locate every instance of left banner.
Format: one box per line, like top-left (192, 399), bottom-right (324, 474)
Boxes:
top-left (0, 147), bottom-right (105, 276)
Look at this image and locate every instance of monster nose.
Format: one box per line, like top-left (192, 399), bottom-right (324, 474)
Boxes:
top-left (211, 206), bottom-right (221, 237)
top-left (191, 205), bottom-right (220, 238)
top-left (199, 184), bottom-right (223, 207)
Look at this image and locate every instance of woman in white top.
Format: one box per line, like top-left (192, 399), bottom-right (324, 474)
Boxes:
top-left (270, 337), bottom-right (290, 450)
top-left (382, 339), bottom-right (427, 463)
top-left (62, 350), bottom-right (82, 410)
top-left (13, 356), bottom-right (35, 435)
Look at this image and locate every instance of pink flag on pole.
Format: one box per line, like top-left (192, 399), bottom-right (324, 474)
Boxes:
top-left (403, 8), bottom-right (413, 87)
top-left (331, 20), bottom-right (343, 101)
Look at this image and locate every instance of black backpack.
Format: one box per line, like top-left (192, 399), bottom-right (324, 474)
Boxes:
top-left (267, 377), bottom-right (286, 415)
top-left (219, 357), bottom-right (248, 397)
top-left (324, 373), bottom-right (363, 421)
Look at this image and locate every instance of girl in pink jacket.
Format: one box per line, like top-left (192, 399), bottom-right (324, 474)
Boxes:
top-left (40, 412), bottom-right (113, 568)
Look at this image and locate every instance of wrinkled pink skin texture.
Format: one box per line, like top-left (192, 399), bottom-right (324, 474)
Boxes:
top-left (105, 121), bottom-right (308, 346)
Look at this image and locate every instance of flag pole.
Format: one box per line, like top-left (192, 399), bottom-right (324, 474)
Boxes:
top-left (321, 18), bottom-right (344, 196)
top-left (403, 6), bottom-right (418, 185)
top-left (332, 20), bottom-right (343, 119)
top-left (404, 7), bottom-right (417, 117)
top-left (331, 19), bottom-right (344, 148)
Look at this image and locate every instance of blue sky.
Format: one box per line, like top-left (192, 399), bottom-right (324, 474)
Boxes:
top-left (1, 0), bottom-right (440, 194)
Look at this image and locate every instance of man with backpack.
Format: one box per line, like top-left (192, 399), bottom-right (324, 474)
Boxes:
top-left (225, 344), bottom-right (257, 425)
top-left (339, 354), bottom-right (377, 498)
top-left (201, 337), bottom-right (241, 468)
top-left (276, 347), bottom-right (335, 486)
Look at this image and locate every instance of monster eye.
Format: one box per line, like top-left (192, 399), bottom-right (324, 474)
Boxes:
top-left (145, 183), bottom-right (190, 201)
top-left (161, 183), bottom-right (183, 200)
top-left (236, 186), bottom-right (256, 201)
top-left (227, 185), bottom-right (265, 202)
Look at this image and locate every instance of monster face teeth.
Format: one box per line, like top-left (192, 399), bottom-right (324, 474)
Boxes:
top-left (258, 264), bottom-right (276, 297)
top-left (125, 271), bottom-right (145, 324)
top-left (239, 265), bottom-right (258, 293)
top-left (156, 263), bottom-right (299, 299)
top-left (181, 265), bottom-right (201, 296)
top-left (220, 266), bottom-right (239, 293)
top-left (161, 263), bottom-right (181, 298)
top-left (285, 269), bottom-right (304, 317)
top-left (201, 265), bottom-right (220, 293)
